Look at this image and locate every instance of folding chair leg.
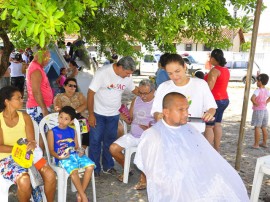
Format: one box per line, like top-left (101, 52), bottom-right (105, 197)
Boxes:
top-left (123, 149), bottom-right (132, 184)
top-left (250, 168), bottom-right (265, 202)
top-left (57, 172), bottom-right (68, 202)
top-left (91, 172), bottom-right (96, 202)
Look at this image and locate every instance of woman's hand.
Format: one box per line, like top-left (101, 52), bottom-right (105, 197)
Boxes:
top-left (26, 140), bottom-right (37, 151)
top-left (54, 106), bottom-right (61, 112)
top-left (139, 124), bottom-right (149, 131)
top-left (202, 110), bottom-right (215, 122)
top-left (88, 113), bottom-right (96, 127)
top-left (154, 112), bottom-right (163, 121)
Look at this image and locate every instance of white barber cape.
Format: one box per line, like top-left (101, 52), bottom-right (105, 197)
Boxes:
top-left (134, 120), bottom-right (249, 202)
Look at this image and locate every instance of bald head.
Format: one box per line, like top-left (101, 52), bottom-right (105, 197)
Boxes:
top-left (162, 92), bottom-right (189, 126)
top-left (163, 92), bottom-right (186, 109)
top-left (33, 50), bottom-right (50, 67)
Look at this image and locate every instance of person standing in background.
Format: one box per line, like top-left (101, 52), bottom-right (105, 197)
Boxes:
top-left (204, 52), bottom-right (212, 71)
top-left (155, 53), bottom-right (170, 88)
top-left (204, 49), bottom-right (230, 152)
top-left (26, 50), bottom-right (53, 124)
top-left (250, 73), bottom-right (270, 149)
top-left (9, 53), bottom-right (27, 97)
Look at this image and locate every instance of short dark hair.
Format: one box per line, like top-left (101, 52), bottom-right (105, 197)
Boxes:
top-left (69, 60), bottom-right (78, 67)
top-left (159, 53), bottom-right (170, 68)
top-left (194, 71), bottom-right (205, 79)
top-left (162, 92), bottom-right (186, 109)
top-left (257, 73), bottom-right (269, 85)
top-left (210, 49), bottom-right (227, 66)
top-left (59, 106), bottom-right (76, 120)
top-left (64, 78), bottom-right (77, 86)
top-left (117, 56), bottom-right (136, 71)
top-left (164, 54), bottom-right (185, 68)
top-left (14, 53), bottom-right (22, 62)
top-left (0, 86), bottom-right (20, 112)
top-left (60, 67), bottom-right (66, 74)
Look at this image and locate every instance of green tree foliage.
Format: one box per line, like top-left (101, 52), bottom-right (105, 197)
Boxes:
top-left (81, 0), bottom-right (257, 56)
top-left (240, 16), bottom-right (254, 33)
top-left (0, 0), bottom-right (258, 76)
top-left (0, 0), bottom-right (98, 75)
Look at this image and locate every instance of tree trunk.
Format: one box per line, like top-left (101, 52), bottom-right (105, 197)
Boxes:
top-left (0, 27), bottom-right (14, 77)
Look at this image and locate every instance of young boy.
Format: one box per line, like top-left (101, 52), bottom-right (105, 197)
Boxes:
top-left (47, 106), bottom-right (95, 202)
top-left (251, 73), bottom-right (270, 149)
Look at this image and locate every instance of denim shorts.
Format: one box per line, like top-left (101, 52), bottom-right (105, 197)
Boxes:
top-left (251, 109), bottom-right (268, 127)
top-left (206, 99), bottom-right (229, 126)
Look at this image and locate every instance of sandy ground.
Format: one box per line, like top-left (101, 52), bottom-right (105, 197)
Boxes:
top-left (7, 80), bottom-right (270, 201)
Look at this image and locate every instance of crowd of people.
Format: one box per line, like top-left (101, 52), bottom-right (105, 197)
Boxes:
top-left (0, 45), bottom-right (266, 201)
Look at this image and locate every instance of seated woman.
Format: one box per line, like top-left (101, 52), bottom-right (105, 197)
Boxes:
top-left (0, 86), bottom-right (56, 202)
top-left (54, 78), bottom-right (89, 149)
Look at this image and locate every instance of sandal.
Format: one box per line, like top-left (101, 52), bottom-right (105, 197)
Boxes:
top-left (117, 174), bottom-right (124, 182)
top-left (260, 144), bottom-right (268, 148)
top-left (134, 181), bottom-right (147, 190)
top-left (117, 170), bottom-right (135, 182)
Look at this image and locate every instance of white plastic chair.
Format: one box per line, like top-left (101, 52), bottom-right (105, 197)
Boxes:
top-left (250, 155), bottom-right (270, 202)
top-left (0, 120), bottom-right (46, 202)
top-left (119, 120), bottom-right (137, 184)
top-left (39, 113), bottom-right (96, 202)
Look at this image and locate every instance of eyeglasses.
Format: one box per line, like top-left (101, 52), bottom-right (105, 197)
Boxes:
top-left (67, 84), bottom-right (77, 88)
top-left (139, 89), bottom-right (152, 96)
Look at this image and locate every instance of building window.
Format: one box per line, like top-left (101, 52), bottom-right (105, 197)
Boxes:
top-left (203, 45), bottom-right (211, 51)
top-left (185, 44), bottom-right (192, 51)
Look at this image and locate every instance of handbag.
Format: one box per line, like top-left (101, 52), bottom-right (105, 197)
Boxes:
top-left (78, 118), bottom-right (90, 133)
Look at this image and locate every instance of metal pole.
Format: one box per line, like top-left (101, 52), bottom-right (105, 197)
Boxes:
top-left (235, 0), bottom-right (262, 171)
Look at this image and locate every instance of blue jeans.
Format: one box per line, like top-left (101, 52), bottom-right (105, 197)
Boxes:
top-left (88, 113), bottom-right (119, 173)
top-left (206, 99), bottom-right (229, 126)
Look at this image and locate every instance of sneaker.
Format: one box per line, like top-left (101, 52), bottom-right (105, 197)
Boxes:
top-left (103, 168), bottom-right (117, 175)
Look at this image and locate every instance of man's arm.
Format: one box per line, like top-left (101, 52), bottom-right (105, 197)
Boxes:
top-left (31, 70), bottom-right (49, 116)
top-left (132, 86), bottom-right (139, 96)
top-left (87, 89), bottom-right (96, 127)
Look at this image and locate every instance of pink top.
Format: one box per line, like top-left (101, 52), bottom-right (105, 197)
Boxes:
top-left (58, 75), bottom-right (66, 87)
top-left (252, 88), bottom-right (270, 110)
top-left (26, 61), bottom-right (53, 108)
top-left (130, 96), bottom-right (155, 138)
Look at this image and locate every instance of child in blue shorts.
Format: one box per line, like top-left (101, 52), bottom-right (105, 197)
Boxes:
top-left (48, 106), bottom-right (95, 202)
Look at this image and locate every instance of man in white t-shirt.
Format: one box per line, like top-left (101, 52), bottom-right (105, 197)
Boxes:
top-left (134, 92), bottom-right (249, 202)
top-left (87, 56), bottom-right (138, 176)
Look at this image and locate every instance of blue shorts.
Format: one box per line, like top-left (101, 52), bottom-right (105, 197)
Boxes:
top-left (59, 153), bottom-right (95, 175)
top-left (206, 99), bottom-right (229, 126)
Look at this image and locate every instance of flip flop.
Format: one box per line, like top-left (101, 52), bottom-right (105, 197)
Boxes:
top-left (134, 181), bottom-right (147, 190)
top-left (251, 146), bottom-right (260, 149)
top-left (117, 170), bottom-right (135, 182)
top-left (259, 144), bottom-right (268, 148)
top-left (117, 174), bottom-right (124, 182)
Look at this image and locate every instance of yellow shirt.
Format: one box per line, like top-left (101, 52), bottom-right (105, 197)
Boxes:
top-left (0, 111), bottom-right (26, 159)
